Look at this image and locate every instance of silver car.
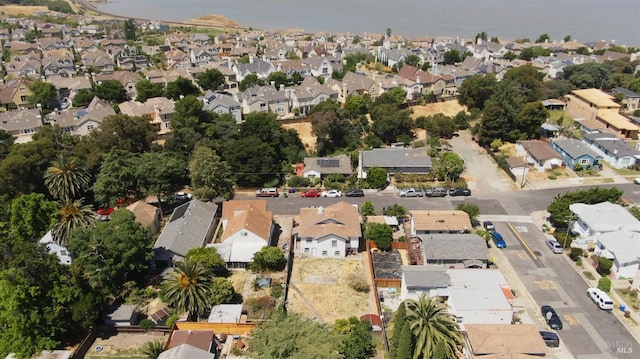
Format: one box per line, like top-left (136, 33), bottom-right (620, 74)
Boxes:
top-left (546, 240), bottom-right (563, 254)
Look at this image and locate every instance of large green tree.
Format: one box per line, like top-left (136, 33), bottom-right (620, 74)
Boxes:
top-left (189, 146), bottom-right (235, 201)
top-left (546, 187), bottom-right (623, 228)
top-left (185, 247), bottom-right (226, 275)
top-left (88, 114), bottom-right (156, 153)
top-left (44, 154), bottom-right (91, 201)
top-left (9, 193), bottom-right (59, 242)
top-left (0, 139), bottom-right (56, 197)
top-left (68, 209), bottom-right (151, 296)
top-left (251, 246), bottom-right (285, 272)
top-left (197, 69), bottom-right (226, 91)
top-left (404, 295), bottom-right (462, 359)
top-left (458, 74), bottom-right (497, 111)
top-left (391, 301), bottom-right (407, 358)
top-left (364, 222), bottom-right (393, 251)
top-left (332, 317), bottom-right (375, 359)
top-left (28, 80), bottom-right (57, 111)
top-left (51, 198), bottom-right (95, 246)
top-left (166, 76), bottom-right (201, 100)
top-left (248, 313), bottom-right (342, 359)
top-left (135, 79), bottom-right (165, 102)
top-left (95, 79), bottom-right (129, 103)
top-left (160, 259), bottom-right (215, 321)
top-left (92, 149), bottom-right (140, 206)
top-left (433, 152), bottom-right (465, 183)
top-left (137, 151), bottom-right (189, 200)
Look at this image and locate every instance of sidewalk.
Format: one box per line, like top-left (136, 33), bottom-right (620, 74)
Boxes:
top-left (530, 211), bottom-right (640, 342)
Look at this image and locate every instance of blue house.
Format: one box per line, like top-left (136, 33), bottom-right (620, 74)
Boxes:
top-left (550, 138), bottom-right (602, 170)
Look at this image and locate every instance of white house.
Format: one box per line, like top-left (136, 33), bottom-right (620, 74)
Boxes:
top-left (515, 139), bottom-right (563, 172)
top-left (294, 201), bottom-right (361, 257)
top-left (569, 202), bottom-right (640, 245)
top-left (446, 269), bottom-right (514, 328)
top-left (39, 230), bottom-right (72, 265)
top-left (594, 230), bottom-right (640, 280)
top-left (400, 265), bottom-right (450, 302)
top-left (210, 200), bottom-right (274, 268)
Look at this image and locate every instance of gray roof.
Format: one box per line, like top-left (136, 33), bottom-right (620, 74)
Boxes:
top-left (613, 87), bottom-right (640, 98)
top-left (153, 199), bottom-right (218, 258)
top-left (362, 148), bottom-right (432, 169)
top-left (158, 344), bottom-right (212, 359)
top-left (0, 108), bottom-right (41, 132)
top-left (104, 304), bottom-right (136, 322)
top-left (402, 265), bottom-right (450, 289)
top-left (551, 138), bottom-right (601, 159)
top-left (583, 131), bottom-right (640, 158)
top-left (303, 154), bottom-right (352, 175)
top-left (419, 233), bottom-right (490, 261)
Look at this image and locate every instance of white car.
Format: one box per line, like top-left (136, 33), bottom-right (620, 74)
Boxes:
top-left (587, 287), bottom-right (614, 310)
top-left (545, 240), bottom-right (563, 254)
top-left (634, 178), bottom-right (640, 185)
top-left (321, 189), bottom-right (342, 198)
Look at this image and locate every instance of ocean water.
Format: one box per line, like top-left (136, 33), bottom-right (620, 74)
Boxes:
top-left (97, 0), bottom-right (640, 46)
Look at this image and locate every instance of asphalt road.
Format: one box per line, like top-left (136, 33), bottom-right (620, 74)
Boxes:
top-left (495, 221), bottom-right (638, 358)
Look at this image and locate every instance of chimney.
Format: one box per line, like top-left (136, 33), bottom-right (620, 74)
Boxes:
top-left (279, 84), bottom-right (284, 91)
top-left (317, 206), bottom-right (323, 214)
top-left (249, 54), bottom-right (254, 64)
top-left (416, 76), bottom-right (421, 84)
top-left (270, 81), bottom-right (276, 87)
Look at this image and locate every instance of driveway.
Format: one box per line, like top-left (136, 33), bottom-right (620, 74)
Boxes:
top-left (449, 130), bottom-right (514, 193)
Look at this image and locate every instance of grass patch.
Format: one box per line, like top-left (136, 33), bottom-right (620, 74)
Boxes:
top-left (230, 270), bottom-right (248, 294)
top-left (583, 271), bottom-right (595, 280)
top-left (600, 161), bottom-right (640, 176)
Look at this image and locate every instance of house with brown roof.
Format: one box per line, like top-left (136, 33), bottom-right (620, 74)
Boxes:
top-left (209, 200), bottom-right (274, 268)
top-left (5, 54), bottom-right (41, 79)
top-left (0, 108), bottom-right (42, 143)
top-left (49, 97), bottom-right (115, 137)
top-left (464, 324), bottom-right (548, 358)
top-left (119, 96), bottom-right (174, 136)
top-left (294, 201), bottom-right (361, 257)
top-left (47, 76), bottom-right (92, 106)
top-left (81, 48), bottom-right (114, 73)
top-left (0, 78), bottom-right (33, 110)
top-left (166, 330), bottom-right (216, 352)
top-left (409, 210), bottom-right (472, 235)
top-left (565, 88), bottom-right (639, 139)
top-left (95, 71), bottom-right (142, 100)
top-left (126, 200), bottom-right (162, 236)
top-left (331, 71), bottom-right (380, 102)
top-left (515, 139), bottom-right (564, 172)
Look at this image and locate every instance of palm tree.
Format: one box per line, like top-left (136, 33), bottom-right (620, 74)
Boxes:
top-left (160, 259), bottom-right (215, 321)
top-left (52, 198), bottom-right (95, 246)
top-left (404, 295), bottom-right (462, 359)
top-left (44, 154), bottom-right (90, 201)
top-left (141, 339), bottom-right (166, 359)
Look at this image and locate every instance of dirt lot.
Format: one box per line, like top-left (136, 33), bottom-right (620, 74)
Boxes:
top-left (283, 121), bottom-right (316, 152)
top-left (0, 5), bottom-right (48, 15)
top-left (411, 100), bottom-right (467, 118)
top-left (85, 332), bottom-right (167, 359)
top-left (288, 256), bottom-right (374, 324)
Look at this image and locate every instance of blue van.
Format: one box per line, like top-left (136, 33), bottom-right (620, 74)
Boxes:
top-left (492, 232), bottom-right (506, 248)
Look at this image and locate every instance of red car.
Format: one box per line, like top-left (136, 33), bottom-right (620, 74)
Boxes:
top-left (301, 189), bottom-right (320, 198)
top-left (97, 208), bottom-right (114, 216)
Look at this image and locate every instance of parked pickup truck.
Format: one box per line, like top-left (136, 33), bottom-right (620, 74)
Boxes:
top-left (399, 188), bottom-right (424, 197)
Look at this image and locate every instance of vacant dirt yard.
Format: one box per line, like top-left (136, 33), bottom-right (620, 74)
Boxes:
top-left (0, 5), bottom-right (48, 15)
top-left (85, 332), bottom-right (167, 359)
top-left (288, 256), bottom-right (374, 324)
top-left (411, 100), bottom-right (467, 118)
top-left (283, 121), bottom-right (316, 152)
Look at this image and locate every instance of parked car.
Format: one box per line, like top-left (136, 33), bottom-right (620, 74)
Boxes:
top-left (255, 188), bottom-right (279, 197)
top-left (587, 287), bottom-right (614, 310)
top-left (321, 189), bottom-right (342, 198)
top-left (449, 187), bottom-right (471, 196)
top-left (96, 207), bottom-right (114, 216)
top-left (425, 187), bottom-right (448, 197)
top-left (545, 240), bottom-right (563, 254)
top-left (483, 221), bottom-right (495, 232)
top-left (174, 192), bottom-right (193, 200)
top-left (301, 189), bottom-right (320, 198)
top-left (634, 178), bottom-right (640, 185)
top-left (541, 305), bottom-right (563, 330)
top-left (345, 188), bottom-right (365, 197)
top-left (399, 188), bottom-right (424, 197)
top-left (539, 331), bottom-right (560, 347)
top-left (492, 232), bottom-right (506, 248)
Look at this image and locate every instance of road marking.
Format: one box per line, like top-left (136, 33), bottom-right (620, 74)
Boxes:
top-left (564, 314), bottom-right (580, 325)
top-left (535, 280), bottom-right (557, 290)
top-left (507, 223), bottom-right (538, 260)
top-left (518, 252), bottom-right (528, 260)
top-left (515, 225), bottom-right (528, 233)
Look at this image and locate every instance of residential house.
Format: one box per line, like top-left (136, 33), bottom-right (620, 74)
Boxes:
top-left (397, 64), bottom-right (446, 96)
top-left (333, 71), bottom-right (380, 102)
top-left (104, 304), bottom-right (137, 327)
top-left (409, 210), bottom-right (472, 235)
top-left (612, 87), bottom-right (640, 113)
top-left (119, 97), bottom-right (175, 136)
top-left (188, 45), bottom-right (219, 66)
top-left (210, 200), bottom-right (274, 269)
top-left (400, 265), bottom-right (450, 302)
top-left (50, 97), bottom-right (115, 137)
top-left (95, 71), bottom-right (142, 100)
top-left (41, 50), bottom-right (77, 79)
top-left (45, 242), bottom-right (72, 266)
top-left (151, 199), bottom-right (220, 271)
top-left (301, 154), bottom-right (352, 180)
top-left (565, 88), bottom-right (639, 139)
top-left (240, 85), bottom-right (291, 118)
top-left (542, 99), bottom-right (566, 111)
top-left (5, 54), bottom-right (40, 79)
top-left (515, 140), bottom-right (564, 172)
top-left (294, 201), bottom-right (361, 257)
top-left (164, 49), bottom-right (191, 69)
top-left (550, 138), bottom-right (602, 170)
top-left (0, 78), bottom-right (33, 110)
top-left (593, 230), bottom-right (640, 279)
top-left (158, 344), bottom-right (212, 359)
top-left (200, 90), bottom-right (243, 124)
top-left (301, 56), bottom-right (341, 79)
top-left (447, 269), bottom-right (514, 326)
top-left (81, 48), bottom-right (115, 73)
top-left (569, 202), bottom-right (640, 247)
top-left (207, 303), bottom-right (243, 323)
top-left (126, 200), bottom-right (162, 236)
top-left (166, 330), bottom-right (216, 352)
top-left (0, 108), bottom-right (42, 143)
top-left (232, 56), bottom-right (274, 81)
top-left (582, 130), bottom-right (640, 169)
top-left (506, 156), bottom-right (529, 180)
top-left (419, 233), bottom-right (489, 268)
top-left (464, 324), bottom-right (548, 357)
top-left (289, 76), bottom-right (339, 115)
top-left (358, 148), bottom-right (432, 179)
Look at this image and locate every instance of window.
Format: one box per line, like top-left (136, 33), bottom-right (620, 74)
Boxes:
top-left (306, 239), bottom-right (312, 243)
top-left (334, 251), bottom-right (340, 256)
top-left (304, 248), bottom-right (309, 253)
top-left (331, 240), bottom-right (337, 247)
top-left (87, 124), bottom-right (94, 130)
top-left (322, 251), bottom-right (327, 256)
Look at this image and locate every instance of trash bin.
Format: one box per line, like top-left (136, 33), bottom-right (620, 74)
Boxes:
top-left (283, 193), bottom-right (288, 198)
top-left (620, 304), bottom-right (626, 312)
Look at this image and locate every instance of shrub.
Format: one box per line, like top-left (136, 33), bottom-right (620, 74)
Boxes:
top-left (243, 296), bottom-right (274, 319)
top-left (555, 232), bottom-right (573, 248)
top-left (570, 247), bottom-right (583, 261)
top-left (287, 176), bottom-right (311, 187)
top-left (270, 280), bottom-right (283, 298)
top-left (165, 314), bottom-right (179, 328)
top-left (584, 271), bottom-right (595, 280)
top-left (598, 277), bottom-right (612, 293)
top-left (138, 318), bottom-right (156, 331)
top-left (347, 274), bottom-right (370, 293)
top-left (597, 256), bottom-right (613, 275)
